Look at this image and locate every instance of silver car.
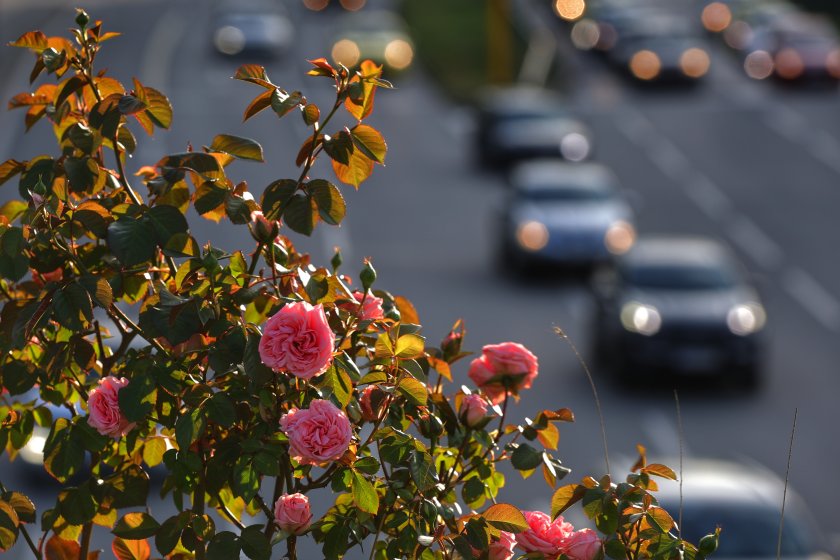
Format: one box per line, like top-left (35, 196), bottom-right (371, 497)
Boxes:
top-left (500, 160), bottom-right (636, 270)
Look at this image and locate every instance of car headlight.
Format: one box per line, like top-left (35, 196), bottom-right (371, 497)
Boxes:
top-left (604, 221), bottom-right (635, 255)
top-left (775, 48), bottom-right (804, 80)
top-left (384, 39), bottom-right (413, 70)
top-left (332, 39), bottom-right (360, 68)
top-left (630, 50), bottom-right (661, 80)
top-left (516, 221), bottom-right (549, 252)
top-left (727, 303), bottom-right (766, 335)
top-left (680, 48), bottom-right (711, 78)
top-left (214, 26), bottom-right (246, 55)
top-left (621, 302), bottom-right (662, 336)
top-left (560, 132), bottom-right (590, 162)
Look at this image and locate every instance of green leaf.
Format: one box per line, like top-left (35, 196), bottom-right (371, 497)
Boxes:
top-left (52, 282), bottom-right (93, 330)
top-left (144, 204), bottom-right (189, 246)
top-left (550, 484), bottom-right (585, 519)
top-left (3, 492), bottom-right (35, 524)
top-left (107, 216), bottom-right (156, 266)
top-left (118, 373), bottom-right (156, 423)
top-left (233, 457), bottom-right (260, 503)
top-left (308, 179), bottom-right (346, 226)
top-left (354, 456), bottom-right (380, 475)
top-left (163, 233), bottom-right (200, 258)
top-left (210, 134), bottom-right (264, 162)
top-left (224, 193), bottom-right (253, 224)
top-left (0, 159), bottom-right (25, 187)
top-left (283, 194), bottom-right (314, 236)
top-left (0, 501), bottom-right (19, 553)
top-left (397, 377), bottom-right (427, 406)
top-left (409, 450), bottom-right (438, 492)
top-left (43, 418), bottom-right (84, 482)
top-left (511, 444), bottom-right (543, 471)
top-left (107, 465), bottom-right (150, 509)
top-left (175, 409), bottom-right (206, 451)
top-left (118, 94), bottom-right (147, 115)
top-left (270, 89), bottom-right (304, 119)
top-left (240, 525), bottom-right (270, 560)
top-left (58, 485), bottom-right (97, 525)
top-left (205, 393), bottom-right (236, 427)
top-left (208, 532), bottom-right (241, 560)
top-left (113, 512), bottom-right (160, 540)
top-left (395, 333), bottom-right (424, 359)
top-left (351, 470), bottom-right (379, 515)
top-left (481, 503), bottom-right (529, 533)
top-left (155, 513), bottom-right (188, 556)
top-left (133, 80), bottom-right (172, 129)
top-left (194, 182), bottom-right (228, 218)
top-left (260, 179), bottom-right (297, 221)
top-left (350, 124), bottom-right (387, 164)
top-left (323, 365), bottom-right (352, 408)
top-left (63, 156), bottom-right (99, 192)
top-left (323, 130), bottom-right (353, 165)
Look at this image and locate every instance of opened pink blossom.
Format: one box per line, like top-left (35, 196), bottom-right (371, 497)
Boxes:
top-left (353, 291), bottom-right (385, 321)
top-left (274, 493), bottom-right (313, 535)
top-left (87, 376), bottom-right (135, 438)
top-left (565, 528), bottom-right (601, 560)
top-left (259, 301), bottom-right (335, 379)
top-left (516, 511), bottom-right (573, 558)
top-left (488, 531), bottom-right (517, 560)
top-left (468, 342), bottom-right (539, 404)
top-left (280, 399), bottom-right (353, 465)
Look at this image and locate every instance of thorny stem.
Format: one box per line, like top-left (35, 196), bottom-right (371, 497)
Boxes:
top-left (248, 242), bottom-right (265, 277)
top-left (287, 535), bottom-right (297, 560)
top-left (79, 521), bottom-right (93, 560)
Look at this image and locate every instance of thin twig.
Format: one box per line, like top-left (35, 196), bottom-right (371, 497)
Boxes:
top-left (554, 327), bottom-right (610, 475)
top-left (215, 492), bottom-right (246, 531)
top-left (777, 408), bottom-right (798, 560)
top-left (673, 390), bottom-right (684, 542)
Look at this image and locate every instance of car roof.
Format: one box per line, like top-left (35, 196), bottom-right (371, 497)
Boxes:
top-left (479, 86), bottom-right (568, 115)
top-left (621, 236), bottom-right (734, 269)
top-left (511, 160), bottom-right (618, 192)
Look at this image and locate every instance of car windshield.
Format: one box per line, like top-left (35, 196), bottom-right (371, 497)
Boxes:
top-left (622, 263), bottom-right (737, 290)
top-left (676, 504), bottom-right (815, 557)
top-left (520, 186), bottom-right (611, 202)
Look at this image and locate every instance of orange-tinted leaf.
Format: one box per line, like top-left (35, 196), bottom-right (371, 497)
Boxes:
top-left (25, 105), bottom-right (47, 131)
top-left (350, 124), bottom-right (386, 164)
top-left (482, 503), bottom-right (529, 534)
top-left (395, 295), bottom-right (419, 324)
top-left (111, 537), bottom-right (150, 560)
top-left (8, 91), bottom-right (51, 109)
top-left (550, 484), bottom-right (585, 519)
top-left (210, 134), bottom-right (264, 162)
top-left (9, 30), bottom-right (48, 51)
top-left (82, 77), bottom-right (124, 109)
top-left (344, 60), bottom-right (381, 120)
top-left (141, 86), bottom-right (172, 129)
top-left (302, 103), bottom-right (320, 126)
top-left (243, 89), bottom-right (273, 121)
top-left (307, 57), bottom-right (337, 78)
top-left (233, 64), bottom-right (274, 88)
top-left (331, 148), bottom-right (373, 189)
top-left (296, 136), bottom-right (320, 167)
top-left (54, 75), bottom-right (86, 110)
top-left (0, 160), bottom-right (25, 186)
top-left (540, 408), bottom-right (574, 423)
top-left (98, 31), bottom-right (122, 42)
top-left (647, 506), bottom-right (674, 533)
top-left (536, 422), bottom-right (560, 450)
top-left (642, 463), bottom-right (677, 480)
top-left (45, 536), bottom-right (81, 560)
top-left (631, 444), bottom-right (647, 472)
top-left (427, 356), bottom-right (452, 382)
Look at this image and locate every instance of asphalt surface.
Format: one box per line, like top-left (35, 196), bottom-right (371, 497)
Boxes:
top-left (2, 0), bottom-right (840, 557)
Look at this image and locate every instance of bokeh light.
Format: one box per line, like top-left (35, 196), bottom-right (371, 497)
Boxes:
top-left (701, 2), bottom-right (732, 33)
top-left (724, 21), bottom-right (753, 50)
top-left (680, 48), bottom-right (711, 78)
top-left (744, 50), bottom-right (774, 79)
top-left (775, 48), bottom-right (804, 80)
top-left (554, 0), bottom-right (586, 21)
top-left (571, 19), bottom-right (601, 50)
top-left (630, 50), bottom-right (661, 81)
top-left (339, 0), bottom-right (366, 10)
top-left (384, 40), bottom-right (414, 70)
top-left (332, 39), bottom-right (360, 68)
top-left (605, 221), bottom-right (636, 255)
top-left (516, 221), bottom-right (549, 252)
top-left (303, 0), bottom-right (329, 11)
top-left (827, 50), bottom-right (840, 78)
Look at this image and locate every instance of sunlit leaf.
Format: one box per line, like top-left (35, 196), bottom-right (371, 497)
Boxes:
top-left (482, 504), bottom-right (529, 534)
top-left (9, 30), bottom-right (48, 51)
top-left (307, 57), bottom-right (336, 78)
top-left (209, 134), bottom-right (264, 162)
top-left (270, 89), bottom-right (304, 119)
top-left (344, 60), bottom-right (381, 120)
top-left (243, 89), bottom-right (273, 121)
top-left (550, 484), bottom-right (585, 519)
top-left (111, 537), bottom-right (150, 560)
top-left (331, 148), bottom-right (373, 189)
top-left (0, 160), bottom-right (25, 187)
top-left (45, 535), bottom-right (81, 560)
top-left (350, 124), bottom-right (386, 164)
top-left (112, 512), bottom-right (160, 540)
top-left (397, 377), bottom-right (427, 406)
top-left (233, 64), bottom-right (274, 88)
top-left (643, 463), bottom-right (677, 480)
top-left (308, 179), bottom-right (345, 225)
top-left (394, 296), bottom-right (419, 325)
top-left (350, 471), bottom-right (379, 515)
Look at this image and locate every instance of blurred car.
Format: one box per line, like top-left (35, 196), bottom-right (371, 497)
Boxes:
top-left (606, 15), bottom-right (712, 82)
top-left (211, 0), bottom-right (295, 58)
top-left (476, 87), bottom-right (593, 168)
top-left (591, 236), bottom-right (766, 388)
top-left (656, 458), bottom-right (833, 559)
top-left (499, 160), bottom-right (635, 270)
top-left (330, 10), bottom-right (415, 74)
top-left (745, 15), bottom-right (840, 82)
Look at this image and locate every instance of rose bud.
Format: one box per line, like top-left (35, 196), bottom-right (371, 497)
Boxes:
top-left (359, 385), bottom-right (388, 422)
top-left (417, 410), bottom-right (444, 438)
top-left (458, 393), bottom-right (492, 429)
top-left (273, 493), bottom-right (313, 535)
top-left (248, 210), bottom-right (280, 244)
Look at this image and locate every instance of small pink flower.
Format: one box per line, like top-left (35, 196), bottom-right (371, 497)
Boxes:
top-left (516, 511), bottom-right (574, 559)
top-left (565, 528), bottom-right (601, 560)
top-left (468, 342), bottom-right (539, 405)
top-left (259, 301), bottom-right (335, 379)
top-left (489, 531), bottom-right (517, 560)
top-left (353, 291), bottom-right (385, 321)
top-left (459, 393), bottom-right (490, 428)
top-left (359, 385), bottom-right (386, 422)
top-left (274, 493), bottom-right (312, 535)
top-left (280, 399), bottom-right (353, 465)
top-left (87, 376), bottom-right (136, 438)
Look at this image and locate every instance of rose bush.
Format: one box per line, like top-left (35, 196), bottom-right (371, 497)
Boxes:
top-left (0, 10), bottom-right (719, 560)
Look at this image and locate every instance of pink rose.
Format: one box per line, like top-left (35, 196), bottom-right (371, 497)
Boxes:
top-left (516, 511), bottom-right (573, 558)
top-left (565, 529), bottom-right (601, 560)
top-left (489, 531), bottom-right (517, 560)
top-left (280, 399), bottom-right (353, 465)
top-left (359, 385), bottom-right (386, 422)
top-left (459, 393), bottom-right (490, 428)
top-left (259, 301), bottom-right (335, 379)
top-left (273, 493), bottom-right (312, 535)
top-left (468, 342), bottom-right (539, 404)
top-left (87, 376), bottom-right (136, 438)
top-left (353, 291), bottom-right (385, 321)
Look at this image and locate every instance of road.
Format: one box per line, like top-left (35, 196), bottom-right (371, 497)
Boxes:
top-left (1, 0), bottom-right (840, 557)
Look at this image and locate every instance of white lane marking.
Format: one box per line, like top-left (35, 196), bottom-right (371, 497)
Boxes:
top-left (614, 110), bottom-right (656, 146)
top-left (725, 215), bottom-right (784, 271)
top-left (782, 267), bottom-right (840, 332)
top-left (641, 410), bottom-right (690, 459)
top-left (762, 105), bottom-right (809, 144)
top-left (805, 128), bottom-right (840, 176)
top-left (683, 173), bottom-right (733, 219)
